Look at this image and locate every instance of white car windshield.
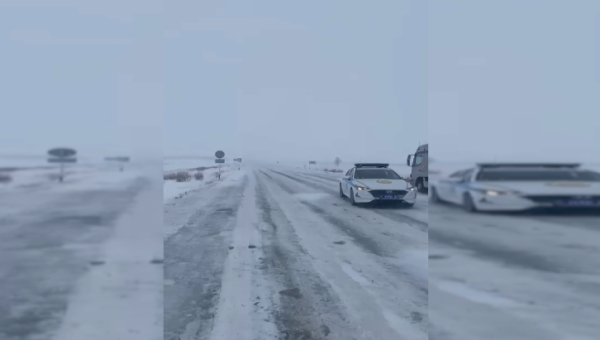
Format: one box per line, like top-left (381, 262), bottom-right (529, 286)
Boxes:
top-left (354, 169), bottom-right (402, 180)
top-left (476, 170), bottom-right (600, 181)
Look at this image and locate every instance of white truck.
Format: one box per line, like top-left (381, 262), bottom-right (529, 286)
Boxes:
top-left (406, 144), bottom-right (428, 193)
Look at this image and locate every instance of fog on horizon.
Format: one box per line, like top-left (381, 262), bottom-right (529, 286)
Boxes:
top-left (428, 0), bottom-right (599, 164)
top-left (164, 0), bottom-right (427, 165)
top-left (0, 0), bottom-right (162, 162)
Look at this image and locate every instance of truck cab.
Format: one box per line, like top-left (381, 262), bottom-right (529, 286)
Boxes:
top-left (406, 144), bottom-right (428, 193)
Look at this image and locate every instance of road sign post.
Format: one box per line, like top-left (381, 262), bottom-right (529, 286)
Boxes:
top-left (215, 150), bottom-right (225, 180)
top-left (48, 148), bottom-right (77, 182)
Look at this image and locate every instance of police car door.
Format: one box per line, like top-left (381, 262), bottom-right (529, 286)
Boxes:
top-left (450, 169), bottom-right (474, 203)
top-left (437, 170), bottom-right (465, 201)
top-left (345, 168), bottom-right (355, 194)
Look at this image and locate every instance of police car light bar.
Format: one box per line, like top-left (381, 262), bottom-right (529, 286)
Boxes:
top-left (477, 163), bottom-right (581, 169)
top-left (354, 163), bottom-right (389, 168)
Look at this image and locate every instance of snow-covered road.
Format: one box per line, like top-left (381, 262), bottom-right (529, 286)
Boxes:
top-left (428, 202), bottom-right (600, 340)
top-left (0, 162), bottom-right (163, 340)
top-left (164, 164), bottom-right (428, 340)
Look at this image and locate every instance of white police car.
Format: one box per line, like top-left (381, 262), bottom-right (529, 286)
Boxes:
top-left (430, 163), bottom-right (600, 212)
top-left (339, 163), bottom-right (417, 206)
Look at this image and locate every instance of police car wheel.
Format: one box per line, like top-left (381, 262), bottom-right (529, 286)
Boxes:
top-left (462, 192), bottom-right (477, 212)
top-left (350, 189), bottom-right (357, 206)
top-left (339, 184), bottom-right (345, 197)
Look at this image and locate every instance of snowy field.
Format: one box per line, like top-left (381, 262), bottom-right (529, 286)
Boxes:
top-left (0, 157), bottom-right (163, 340)
top-left (163, 157), bottom-right (240, 204)
top-left (0, 155), bottom-right (119, 170)
top-left (163, 157), bottom-right (219, 173)
top-left (428, 162), bottom-right (600, 340)
top-left (163, 160), bottom-right (428, 340)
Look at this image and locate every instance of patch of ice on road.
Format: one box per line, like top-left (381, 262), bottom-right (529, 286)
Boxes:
top-left (341, 263), bottom-right (371, 285)
top-left (396, 249), bottom-right (428, 285)
top-left (164, 224), bottom-right (185, 238)
top-left (435, 280), bottom-right (521, 308)
top-left (53, 182), bottom-right (163, 340)
top-left (294, 192), bottom-right (329, 201)
top-left (381, 307), bottom-right (424, 340)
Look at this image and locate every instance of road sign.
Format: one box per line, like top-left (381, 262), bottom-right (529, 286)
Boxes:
top-left (48, 157), bottom-right (77, 163)
top-left (215, 150), bottom-right (225, 159)
top-left (47, 151), bottom-right (77, 183)
top-left (309, 161), bottom-right (316, 164)
top-left (48, 148), bottom-right (76, 158)
top-left (105, 157), bottom-right (130, 162)
top-left (215, 159), bottom-right (225, 164)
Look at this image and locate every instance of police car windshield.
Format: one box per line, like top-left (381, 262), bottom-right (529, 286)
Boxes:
top-left (476, 170), bottom-right (600, 181)
top-left (355, 169), bottom-right (401, 180)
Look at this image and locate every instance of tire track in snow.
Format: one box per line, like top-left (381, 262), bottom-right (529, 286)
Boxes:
top-left (292, 171), bottom-right (339, 184)
top-left (265, 169), bottom-right (429, 292)
top-left (257, 169), bottom-right (428, 339)
top-left (163, 177), bottom-right (248, 340)
top-left (207, 171), bottom-right (278, 340)
top-left (255, 170), bottom-right (358, 340)
top-left (269, 169), bottom-right (427, 230)
top-left (293, 173), bottom-right (335, 186)
top-left (267, 169), bottom-right (386, 256)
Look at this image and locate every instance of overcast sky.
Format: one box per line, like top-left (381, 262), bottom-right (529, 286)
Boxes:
top-left (7, 2), bottom-right (591, 165)
top-left (428, 0), bottom-right (599, 163)
top-left (0, 0), bottom-right (162, 160)
top-left (164, 0), bottom-right (427, 164)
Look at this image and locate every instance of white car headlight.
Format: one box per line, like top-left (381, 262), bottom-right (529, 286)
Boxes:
top-left (483, 189), bottom-right (520, 196)
top-left (356, 185), bottom-right (369, 191)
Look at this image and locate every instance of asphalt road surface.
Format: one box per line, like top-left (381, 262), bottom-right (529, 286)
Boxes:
top-left (428, 201), bottom-right (600, 340)
top-left (0, 166), bottom-right (163, 340)
top-left (164, 165), bottom-right (428, 340)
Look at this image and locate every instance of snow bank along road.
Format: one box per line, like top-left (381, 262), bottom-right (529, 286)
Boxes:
top-left (0, 163), bottom-right (163, 340)
top-left (164, 164), bottom-right (428, 340)
top-left (428, 201), bottom-right (600, 340)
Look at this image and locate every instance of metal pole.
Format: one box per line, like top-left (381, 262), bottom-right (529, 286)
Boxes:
top-left (59, 162), bottom-right (64, 182)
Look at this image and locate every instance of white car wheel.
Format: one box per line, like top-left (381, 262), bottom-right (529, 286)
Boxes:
top-left (462, 192), bottom-right (477, 212)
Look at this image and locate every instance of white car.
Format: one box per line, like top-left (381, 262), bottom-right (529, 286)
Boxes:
top-left (339, 163), bottom-right (417, 206)
top-left (430, 163), bottom-right (600, 212)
